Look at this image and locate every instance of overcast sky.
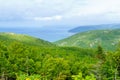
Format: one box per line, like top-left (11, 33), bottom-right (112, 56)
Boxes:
top-left (0, 0), bottom-right (120, 27)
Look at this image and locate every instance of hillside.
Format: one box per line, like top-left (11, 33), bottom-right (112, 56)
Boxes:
top-left (69, 24), bottom-right (120, 33)
top-left (0, 32), bottom-right (98, 80)
top-left (1, 32), bottom-right (120, 80)
top-left (0, 32), bottom-right (54, 47)
top-left (55, 29), bottom-right (120, 50)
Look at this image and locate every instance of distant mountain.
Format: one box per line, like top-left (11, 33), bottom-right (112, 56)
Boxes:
top-left (69, 24), bottom-right (120, 33)
top-left (55, 29), bottom-right (120, 50)
top-left (0, 32), bottom-right (54, 47)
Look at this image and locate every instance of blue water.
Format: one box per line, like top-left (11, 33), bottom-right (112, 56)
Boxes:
top-left (0, 27), bottom-right (74, 42)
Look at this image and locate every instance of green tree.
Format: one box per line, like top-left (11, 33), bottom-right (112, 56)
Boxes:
top-left (72, 72), bottom-right (96, 80)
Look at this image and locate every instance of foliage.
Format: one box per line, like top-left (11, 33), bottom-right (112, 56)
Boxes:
top-left (0, 32), bottom-right (120, 80)
top-left (0, 40), bottom-right (96, 80)
top-left (72, 72), bottom-right (96, 80)
top-left (55, 29), bottom-right (120, 51)
top-left (16, 74), bottom-right (41, 80)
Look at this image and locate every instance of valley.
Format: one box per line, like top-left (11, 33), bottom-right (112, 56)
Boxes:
top-left (0, 28), bottom-right (120, 80)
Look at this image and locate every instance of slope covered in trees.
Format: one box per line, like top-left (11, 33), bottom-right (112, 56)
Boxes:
top-left (0, 32), bottom-right (54, 47)
top-left (55, 29), bottom-right (120, 50)
top-left (0, 41), bottom-right (97, 80)
top-left (69, 24), bottom-right (120, 33)
top-left (0, 32), bottom-right (120, 80)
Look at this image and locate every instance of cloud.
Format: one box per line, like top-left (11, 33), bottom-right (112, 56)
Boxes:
top-left (0, 0), bottom-right (73, 21)
top-left (34, 15), bottom-right (62, 21)
top-left (64, 0), bottom-right (120, 18)
top-left (0, 0), bottom-right (120, 26)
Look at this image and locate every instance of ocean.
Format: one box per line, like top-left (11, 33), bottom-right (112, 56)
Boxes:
top-left (0, 27), bottom-right (74, 42)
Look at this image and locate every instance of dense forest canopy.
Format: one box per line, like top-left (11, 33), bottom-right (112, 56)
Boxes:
top-left (55, 29), bottom-right (120, 51)
top-left (0, 32), bottom-right (120, 80)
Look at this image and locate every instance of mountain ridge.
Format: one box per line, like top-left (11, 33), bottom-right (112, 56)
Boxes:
top-left (69, 24), bottom-right (120, 33)
top-left (0, 32), bottom-right (54, 47)
top-left (55, 29), bottom-right (120, 50)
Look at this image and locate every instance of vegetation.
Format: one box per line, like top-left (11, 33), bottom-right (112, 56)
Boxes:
top-left (0, 32), bottom-right (120, 80)
top-left (0, 32), bottom-right (54, 47)
top-left (55, 29), bottom-right (120, 50)
top-left (72, 72), bottom-right (96, 80)
top-left (69, 24), bottom-right (120, 33)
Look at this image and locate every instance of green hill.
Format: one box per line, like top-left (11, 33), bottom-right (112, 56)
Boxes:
top-left (0, 32), bottom-right (97, 80)
top-left (55, 29), bottom-right (120, 50)
top-left (1, 32), bottom-right (120, 80)
top-left (0, 32), bottom-right (54, 47)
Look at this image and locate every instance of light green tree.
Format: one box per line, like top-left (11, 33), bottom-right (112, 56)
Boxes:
top-left (72, 72), bottom-right (96, 80)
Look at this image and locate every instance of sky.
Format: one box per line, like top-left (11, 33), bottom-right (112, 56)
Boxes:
top-left (0, 0), bottom-right (120, 28)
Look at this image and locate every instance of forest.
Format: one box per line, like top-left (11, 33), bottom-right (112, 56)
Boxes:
top-left (0, 0), bottom-right (120, 79)
top-left (0, 39), bottom-right (120, 80)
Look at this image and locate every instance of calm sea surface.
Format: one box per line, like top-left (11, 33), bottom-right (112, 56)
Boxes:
top-left (0, 27), bottom-right (74, 42)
